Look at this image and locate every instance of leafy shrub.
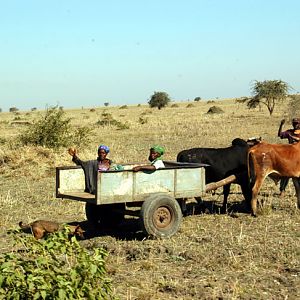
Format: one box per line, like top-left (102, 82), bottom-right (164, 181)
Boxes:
top-left (0, 228), bottom-right (114, 299)
top-left (194, 97), bottom-right (201, 102)
top-left (171, 103), bottom-right (179, 108)
top-left (96, 112), bottom-right (129, 130)
top-left (90, 108), bottom-right (96, 112)
top-left (31, 107), bottom-right (37, 111)
top-left (119, 105), bottom-right (128, 109)
top-left (19, 107), bottom-right (92, 149)
top-left (9, 107), bottom-right (19, 112)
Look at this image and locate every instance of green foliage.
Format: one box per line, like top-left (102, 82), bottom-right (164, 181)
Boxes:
top-left (0, 228), bottom-right (115, 299)
top-left (194, 97), bottom-right (201, 102)
top-left (148, 91), bottom-right (171, 110)
top-left (96, 112), bottom-right (129, 130)
top-left (241, 80), bottom-right (290, 115)
top-left (9, 107), bottom-right (19, 113)
top-left (19, 107), bottom-right (92, 148)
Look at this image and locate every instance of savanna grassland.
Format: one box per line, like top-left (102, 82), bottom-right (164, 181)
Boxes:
top-left (0, 99), bottom-right (299, 299)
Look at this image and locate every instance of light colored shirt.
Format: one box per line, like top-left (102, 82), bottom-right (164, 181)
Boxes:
top-left (151, 159), bottom-right (165, 169)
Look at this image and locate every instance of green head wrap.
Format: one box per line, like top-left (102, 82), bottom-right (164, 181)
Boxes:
top-left (150, 145), bottom-right (165, 156)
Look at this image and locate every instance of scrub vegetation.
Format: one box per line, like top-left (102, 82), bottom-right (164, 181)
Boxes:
top-left (0, 97), bottom-right (299, 299)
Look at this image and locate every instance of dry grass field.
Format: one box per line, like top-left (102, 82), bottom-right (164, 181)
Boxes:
top-left (0, 99), bottom-right (300, 299)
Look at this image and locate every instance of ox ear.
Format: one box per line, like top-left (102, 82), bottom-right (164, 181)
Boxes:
top-left (247, 137), bottom-right (262, 147)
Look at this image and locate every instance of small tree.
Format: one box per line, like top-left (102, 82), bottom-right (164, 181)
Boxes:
top-left (242, 80), bottom-right (289, 115)
top-left (104, 102), bottom-right (109, 107)
top-left (9, 107), bottom-right (19, 112)
top-left (148, 91), bottom-right (170, 110)
top-left (194, 97), bottom-right (201, 102)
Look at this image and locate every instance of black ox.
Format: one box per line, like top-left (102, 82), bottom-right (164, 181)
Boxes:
top-left (177, 138), bottom-right (254, 212)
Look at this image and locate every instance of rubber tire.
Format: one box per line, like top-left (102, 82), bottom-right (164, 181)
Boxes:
top-left (140, 194), bottom-right (182, 238)
top-left (85, 203), bottom-right (125, 229)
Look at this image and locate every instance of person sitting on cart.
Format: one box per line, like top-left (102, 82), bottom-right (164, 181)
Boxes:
top-left (132, 145), bottom-right (165, 172)
top-left (68, 144), bottom-right (115, 194)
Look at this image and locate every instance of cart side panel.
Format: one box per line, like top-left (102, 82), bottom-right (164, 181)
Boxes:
top-left (96, 167), bottom-right (205, 205)
top-left (134, 169), bottom-right (174, 195)
top-left (56, 167), bottom-right (96, 202)
top-left (97, 171), bottom-right (133, 204)
top-left (97, 169), bottom-right (175, 204)
top-left (57, 168), bottom-right (86, 193)
top-left (175, 167), bottom-right (206, 198)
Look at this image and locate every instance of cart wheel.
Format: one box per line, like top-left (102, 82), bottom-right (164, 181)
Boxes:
top-left (140, 194), bottom-right (182, 238)
top-left (85, 203), bottom-right (125, 229)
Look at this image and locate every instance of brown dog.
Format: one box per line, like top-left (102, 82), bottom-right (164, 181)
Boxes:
top-left (19, 220), bottom-right (85, 240)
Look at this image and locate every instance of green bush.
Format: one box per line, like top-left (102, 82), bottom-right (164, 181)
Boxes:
top-left (96, 112), bottom-right (129, 130)
top-left (0, 228), bottom-right (115, 299)
top-left (19, 107), bottom-right (92, 148)
top-left (148, 91), bottom-right (171, 109)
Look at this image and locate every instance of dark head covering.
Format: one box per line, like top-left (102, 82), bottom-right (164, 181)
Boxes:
top-left (98, 145), bottom-right (110, 153)
top-left (150, 145), bottom-right (165, 155)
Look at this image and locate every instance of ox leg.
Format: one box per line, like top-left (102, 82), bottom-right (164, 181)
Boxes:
top-left (250, 176), bottom-right (265, 217)
top-left (292, 178), bottom-right (300, 209)
top-left (240, 183), bottom-right (252, 212)
top-left (221, 184), bottom-right (230, 214)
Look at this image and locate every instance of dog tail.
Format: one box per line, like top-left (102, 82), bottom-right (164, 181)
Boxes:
top-left (19, 221), bottom-right (31, 230)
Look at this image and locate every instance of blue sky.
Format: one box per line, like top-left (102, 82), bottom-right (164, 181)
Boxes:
top-left (0, 0), bottom-right (299, 111)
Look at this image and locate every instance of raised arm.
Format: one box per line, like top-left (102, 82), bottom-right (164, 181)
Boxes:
top-left (278, 119), bottom-right (285, 137)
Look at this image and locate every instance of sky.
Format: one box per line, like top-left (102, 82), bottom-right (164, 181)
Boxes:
top-left (0, 0), bottom-right (299, 111)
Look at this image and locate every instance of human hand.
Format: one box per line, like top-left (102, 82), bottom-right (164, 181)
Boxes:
top-left (132, 166), bottom-right (140, 172)
top-left (68, 148), bottom-right (77, 156)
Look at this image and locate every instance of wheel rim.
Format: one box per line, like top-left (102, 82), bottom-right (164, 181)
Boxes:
top-left (153, 206), bottom-right (173, 229)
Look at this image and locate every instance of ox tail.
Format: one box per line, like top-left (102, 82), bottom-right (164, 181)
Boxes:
top-left (247, 150), bottom-right (256, 189)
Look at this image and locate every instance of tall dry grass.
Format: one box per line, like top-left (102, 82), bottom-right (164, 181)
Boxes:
top-left (0, 99), bottom-right (299, 299)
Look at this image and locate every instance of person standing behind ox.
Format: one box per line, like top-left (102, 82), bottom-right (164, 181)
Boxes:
top-left (132, 145), bottom-right (165, 172)
top-left (277, 118), bottom-right (300, 196)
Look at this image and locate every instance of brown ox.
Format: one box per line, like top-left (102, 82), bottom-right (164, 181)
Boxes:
top-left (248, 141), bottom-right (300, 216)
